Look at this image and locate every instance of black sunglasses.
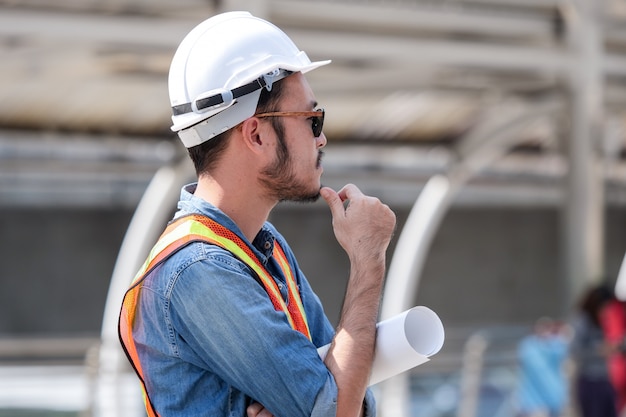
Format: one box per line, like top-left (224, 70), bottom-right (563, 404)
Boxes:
top-left (254, 108), bottom-right (325, 137)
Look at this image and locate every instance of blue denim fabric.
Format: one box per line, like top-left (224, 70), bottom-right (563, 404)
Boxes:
top-left (131, 183), bottom-right (376, 417)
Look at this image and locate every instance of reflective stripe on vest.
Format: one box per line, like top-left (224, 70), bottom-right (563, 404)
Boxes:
top-left (118, 214), bottom-right (311, 417)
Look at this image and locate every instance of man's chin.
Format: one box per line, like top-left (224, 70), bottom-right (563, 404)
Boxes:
top-left (280, 186), bottom-right (322, 204)
top-left (289, 193), bottom-right (321, 204)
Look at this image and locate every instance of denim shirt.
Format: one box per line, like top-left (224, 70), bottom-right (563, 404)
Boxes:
top-left (132, 183), bottom-right (376, 417)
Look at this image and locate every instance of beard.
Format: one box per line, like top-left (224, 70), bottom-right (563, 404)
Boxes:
top-left (259, 128), bottom-right (323, 203)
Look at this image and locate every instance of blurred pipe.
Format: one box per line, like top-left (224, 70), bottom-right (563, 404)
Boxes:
top-left (561, 0), bottom-right (606, 311)
top-left (456, 333), bottom-right (488, 417)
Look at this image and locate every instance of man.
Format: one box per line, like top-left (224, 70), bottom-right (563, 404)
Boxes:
top-left (119, 11), bottom-right (396, 417)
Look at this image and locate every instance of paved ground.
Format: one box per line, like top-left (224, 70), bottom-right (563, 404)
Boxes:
top-left (0, 365), bottom-right (88, 414)
top-left (0, 364), bottom-right (142, 416)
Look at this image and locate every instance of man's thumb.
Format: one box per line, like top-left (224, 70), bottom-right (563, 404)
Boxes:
top-left (320, 187), bottom-right (343, 216)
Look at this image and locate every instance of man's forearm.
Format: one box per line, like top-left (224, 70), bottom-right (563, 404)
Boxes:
top-left (324, 258), bottom-right (386, 417)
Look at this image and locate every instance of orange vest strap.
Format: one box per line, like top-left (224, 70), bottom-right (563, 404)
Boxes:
top-left (118, 214), bottom-right (311, 417)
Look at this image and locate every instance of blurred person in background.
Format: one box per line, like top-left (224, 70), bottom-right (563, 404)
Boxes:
top-left (516, 317), bottom-right (571, 417)
top-left (118, 11), bottom-right (396, 417)
top-left (599, 285), bottom-right (626, 416)
top-left (570, 284), bottom-right (618, 417)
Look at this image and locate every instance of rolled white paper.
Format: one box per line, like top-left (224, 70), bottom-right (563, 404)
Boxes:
top-left (317, 306), bottom-right (445, 386)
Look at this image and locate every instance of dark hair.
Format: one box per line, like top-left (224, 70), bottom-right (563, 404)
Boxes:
top-left (579, 283), bottom-right (614, 327)
top-left (186, 76), bottom-right (288, 176)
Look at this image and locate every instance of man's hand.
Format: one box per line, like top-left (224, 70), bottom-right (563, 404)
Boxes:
top-left (320, 184), bottom-right (396, 264)
top-left (247, 402), bottom-right (274, 417)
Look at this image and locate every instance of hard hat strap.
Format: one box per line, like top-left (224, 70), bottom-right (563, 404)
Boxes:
top-left (172, 76), bottom-right (268, 116)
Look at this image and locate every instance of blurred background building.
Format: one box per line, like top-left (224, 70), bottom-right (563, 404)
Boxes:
top-left (0, 0), bottom-right (625, 416)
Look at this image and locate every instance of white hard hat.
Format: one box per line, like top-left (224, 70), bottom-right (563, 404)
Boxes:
top-left (168, 11), bottom-right (331, 148)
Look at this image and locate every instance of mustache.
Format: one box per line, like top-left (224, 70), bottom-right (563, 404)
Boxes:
top-left (317, 150), bottom-right (324, 167)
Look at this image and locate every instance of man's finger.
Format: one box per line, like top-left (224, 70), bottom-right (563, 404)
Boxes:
top-left (321, 187), bottom-right (345, 217)
top-left (247, 402), bottom-right (274, 417)
top-left (247, 402), bottom-right (263, 417)
top-left (336, 183), bottom-right (363, 202)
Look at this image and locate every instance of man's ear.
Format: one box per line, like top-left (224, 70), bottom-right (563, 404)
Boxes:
top-left (240, 117), bottom-right (266, 151)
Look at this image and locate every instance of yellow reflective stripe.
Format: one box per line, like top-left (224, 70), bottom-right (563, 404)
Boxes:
top-left (131, 220), bottom-right (198, 283)
top-left (186, 219), bottom-right (309, 334)
top-left (132, 216), bottom-right (309, 336)
top-left (132, 218), bottom-right (242, 280)
top-left (274, 246), bottom-right (311, 338)
top-left (174, 218), bottom-right (297, 330)
top-left (206, 236), bottom-right (295, 329)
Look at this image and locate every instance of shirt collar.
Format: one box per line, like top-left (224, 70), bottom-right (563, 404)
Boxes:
top-left (176, 182), bottom-right (276, 263)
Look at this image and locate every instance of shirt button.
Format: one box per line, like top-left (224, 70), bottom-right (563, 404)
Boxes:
top-left (264, 241), bottom-right (271, 250)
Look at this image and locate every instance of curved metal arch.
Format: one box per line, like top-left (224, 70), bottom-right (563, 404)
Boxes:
top-left (377, 99), bottom-right (562, 417)
top-left (94, 156), bottom-right (194, 417)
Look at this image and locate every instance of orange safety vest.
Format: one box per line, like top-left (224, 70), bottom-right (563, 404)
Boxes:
top-left (118, 214), bottom-right (311, 417)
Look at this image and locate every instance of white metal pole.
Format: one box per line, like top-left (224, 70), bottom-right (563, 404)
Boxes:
top-left (94, 157), bottom-right (194, 417)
